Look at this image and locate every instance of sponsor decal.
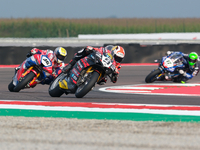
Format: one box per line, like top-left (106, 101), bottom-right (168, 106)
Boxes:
top-left (60, 48), bottom-right (67, 56)
top-left (78, 61), bottom-right (83, 69)
top-left (72, 68), bottom-right (80, 77)
top-left (81, 58), bottom-right (90, 68)
top-left (96, 51), bottom-right (102, 58)
top-left (90, 54), bottom-right (95, 59)
top-left (72, 74), bottom-right (78, 81)
top-left (117, 52), bottom-right (124, 57)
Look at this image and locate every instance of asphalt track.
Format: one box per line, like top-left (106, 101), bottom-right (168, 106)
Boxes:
top-left (2, 65), bottom-right (200, 150)
top-left (2, 65), bottom-right (200, 106)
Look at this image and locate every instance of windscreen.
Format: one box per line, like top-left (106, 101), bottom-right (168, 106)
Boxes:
top-left (169, 53), bottom-right (183, 65)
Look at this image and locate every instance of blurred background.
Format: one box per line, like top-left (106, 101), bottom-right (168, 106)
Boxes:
top-left (0, 0), bottom-right (200, 37)
top-left (1, 0), bottom-right (200, 64)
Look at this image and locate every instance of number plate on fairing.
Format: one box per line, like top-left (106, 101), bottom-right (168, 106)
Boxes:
top-left (163, 58), bottom-right (173, 68)
top-left (102, 55), bottom-right (112, 68)
top-left (41, 56), bottom-right (52, 67)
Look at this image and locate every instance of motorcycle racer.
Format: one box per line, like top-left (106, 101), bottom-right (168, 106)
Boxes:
top-left (166, 51), bottom-right (199, 83)
top-left (16, 47), bottom-right (67, 85)
top-left (62, 45), bottom-right (125, 84)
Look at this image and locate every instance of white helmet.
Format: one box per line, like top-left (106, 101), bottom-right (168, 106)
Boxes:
top-left (111, 46), bottom-right (125, 63)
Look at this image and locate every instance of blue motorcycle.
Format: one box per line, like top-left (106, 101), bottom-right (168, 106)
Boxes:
top-left (145, 52), bottom-right (185, 83)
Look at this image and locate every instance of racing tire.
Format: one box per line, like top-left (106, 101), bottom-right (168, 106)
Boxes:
top-left (48, 73), bottom-right (65, 97)
top-left (8, 81), bottom-right (15, 92)
top-left (13, 72), bottom-right (36, 92)
top-left (49, 84), bottom-right (64, 97)
top-left (145, 69), bottom-right (162, 83)
top-left (75, 71), bottom-right (99, 98)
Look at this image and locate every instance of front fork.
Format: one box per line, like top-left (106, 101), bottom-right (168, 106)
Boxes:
top-left (157, 67), bottom-right (165, 80)
top-left (75, 67), bottom-right (102, 88)
top-left (85, 66), bottom-right (102, 83)
top-left (21, 66), bottom-right (40, 87)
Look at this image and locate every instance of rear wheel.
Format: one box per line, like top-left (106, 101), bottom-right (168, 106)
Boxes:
top-left (13, 72), bottom-right (36, 92)
top-left (75, 71), bottom-right (99, 98)
top-left (145, 69), bottom-right (162, 83)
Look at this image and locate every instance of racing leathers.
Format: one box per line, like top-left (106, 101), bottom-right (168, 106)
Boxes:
top-left (18, 48), bottom-right (65, 85)
top-left (62, 46), bottom-right (121, 84)
top-left (167, 51), bottom-right (199, 83)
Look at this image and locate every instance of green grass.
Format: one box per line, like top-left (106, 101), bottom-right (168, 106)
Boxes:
top-left (0, 18), bottom-right (200, 37)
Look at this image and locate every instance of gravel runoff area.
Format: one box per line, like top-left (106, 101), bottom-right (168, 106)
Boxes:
top-left (0, 117), bottom-right (200, 150)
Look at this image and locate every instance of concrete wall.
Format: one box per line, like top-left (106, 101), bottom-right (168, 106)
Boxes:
top-left (119, 43), bottom-right (200, 63)
top-left (1, 44), bottom-right (200, 64)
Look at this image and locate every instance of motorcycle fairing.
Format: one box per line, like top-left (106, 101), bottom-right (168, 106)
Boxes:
top-left (41, 55), bottom-right (52, 67)
top-left (13, 54), bottom-right (54, 87)
top-left (69, 56), bottom-right (95, 84)
top-left (161, 54), bottom-right (185, 73)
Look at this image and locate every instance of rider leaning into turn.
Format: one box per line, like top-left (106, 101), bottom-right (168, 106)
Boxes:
top-left (166, 51), bottom-right (199, 83)
top-left (62, 45), bottom-right (125, 85)
top-left (16, 47), bottom-right (67, 85)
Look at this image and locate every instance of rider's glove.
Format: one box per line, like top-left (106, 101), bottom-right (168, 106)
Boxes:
top-left (26, 48), bottom-right (37, 58)
top-left (26, 52), bottom-right (32, 58)
top-left (166, 51), bottom-right (173, 56)
top-left (84, 46), bottom-right (94, 51)
top-left (117, 65), bottom-right (121, 70)
top-left (30, 48), bottom-right (37, 54)
top-left (111, 72), bottom-right (118, 83)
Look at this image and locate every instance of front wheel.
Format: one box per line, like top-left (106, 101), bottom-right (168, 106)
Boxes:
top-left (75, 71), bottom-right (99, 98)
top-left (13, 72), bottom-right (36, 92)
top-left (145, 69), bottom-right (162, 83)
top-left (48, 73), bottom-right (65, 97)
top-left (8, 81), bottom-right (15, 92)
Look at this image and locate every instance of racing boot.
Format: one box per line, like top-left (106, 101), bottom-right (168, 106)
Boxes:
top-left (180, 76), bottom-right (188, 84)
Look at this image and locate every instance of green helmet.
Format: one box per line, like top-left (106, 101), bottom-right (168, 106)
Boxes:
top-left (188, 52), bottom-right (198, 66)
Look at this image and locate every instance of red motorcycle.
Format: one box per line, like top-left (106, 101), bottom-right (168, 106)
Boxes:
top-left (8, 54), bottom-right (54, 92)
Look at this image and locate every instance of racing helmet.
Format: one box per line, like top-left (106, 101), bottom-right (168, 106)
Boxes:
top-left (54, 47), bottom-right (67, 63)
top-left (188, 52), bottom-right (198, 66)
top-left (111, 46), bottom-right (125, 63)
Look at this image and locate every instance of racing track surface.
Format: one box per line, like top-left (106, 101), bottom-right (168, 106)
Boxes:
top-left (2, 66), bottom-right (200, 106)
